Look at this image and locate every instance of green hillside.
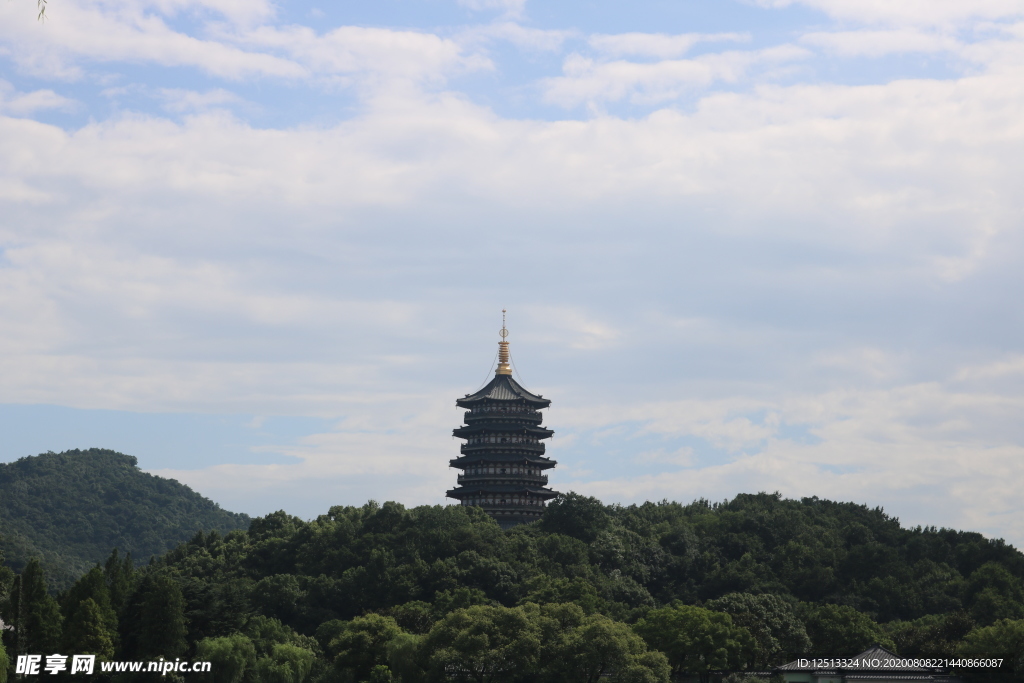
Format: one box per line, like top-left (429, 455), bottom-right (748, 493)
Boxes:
top-left (0, 448), bottom-right (249, 587)
top-left (4, 492), bottom-right (1024, 681)
top-left (153, 492), bottom-right (1024, 633)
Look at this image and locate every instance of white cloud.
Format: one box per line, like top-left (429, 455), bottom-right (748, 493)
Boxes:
top-left (144, 0), bottom-right (276, 26)
top-left (1, 57), bottom-right (1021, 259)
top-left (2, 0), bottom-right (1024, 541)
top-left (588, 32), bottom-right (749, 59)
top-left (232, 24), bottom-right (492, 84)
top-left (149, 396), bottom-right (460, 515)
top-left (0, 50), bottom-right (1019, 288)
top-left (954, 355), bottom-right (1024, 381)
top-left (461, 22), bottom-right (575, 52)
top-left (635, 447), bottom-right (695, 466)
top-left (157, 88), bottom-right (243, 112)
top-left (565, 380), bottom-right (1024, 541)
top-left (0, 1), bottom-right (489, 88)
top-left (456, 0), bottom-right (527, 19)
top-left (811, 347), bottom-right (904, 381)
top-left (557, 397), bottom-right (776, 451)
top-left (752, 0), bottom-right (1024, 28)
top-left (42, 0), bottom-right (278, 26)
top-left (542, 45), bottom-right (810, 107)
top-left (0, 1), bottom-right (305, 80)
top-left (801, 29), bottom-right (962, 57)
top-left (519, 307), bottom-right (622, 351)
top-left (146, 371), bottom-right (1024, 540)
top-left (0, 80), bottom-right (76, 114)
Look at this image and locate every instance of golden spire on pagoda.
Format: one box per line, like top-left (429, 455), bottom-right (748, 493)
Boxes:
top-left (496, 309), bottom-right (512, 375)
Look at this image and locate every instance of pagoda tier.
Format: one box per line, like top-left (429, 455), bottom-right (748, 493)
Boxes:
top-left (446, 319), bottom-right (559, 530)
top-left (456, 373), bottom-right (550, 409)
top-left (453, 423), bottom-right (553, 440)
top-left (448, 453), bottom-right (555, 470)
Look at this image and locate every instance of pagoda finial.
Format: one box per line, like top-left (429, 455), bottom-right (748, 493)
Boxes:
top-left (497, 309), bottom-right (512, 375)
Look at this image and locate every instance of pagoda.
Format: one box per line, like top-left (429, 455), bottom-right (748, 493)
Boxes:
top-left (446, 313), bottom-right (559, 529)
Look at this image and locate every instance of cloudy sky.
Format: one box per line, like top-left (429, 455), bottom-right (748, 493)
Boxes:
top-left (2, 0), bottom-right (1023, 543)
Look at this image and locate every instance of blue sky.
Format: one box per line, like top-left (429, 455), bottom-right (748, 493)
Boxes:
top-left (2, 0), bottom-right (1024, 544)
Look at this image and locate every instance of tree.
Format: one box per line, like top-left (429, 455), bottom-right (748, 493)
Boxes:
top-left (61, 598), bottom-right (115, 660)
top-left (957, 619), bottom-right (1024, 675)
top-left (529, 601), bottom-right (585, 654)
top-left (540, 493), bottom-right (610, 543)
top-left (883, 611), bottom-right (974, 657)
top-left (383, 601), bottom-right (435, 634)
top-left (0, 451), bottom-right (247, 589)
top-left (387, 633), bottom-right (427, 683)
top-left (61, 567), bottom-right (117, 639)
top-left (966, 564), bottom-right (1024, 626)
top-left (633, 604), bottom-right (753, 680)
top-left (544, 611), bottom-right (670, 683)
top-left (0, 639), bottom-right (8, 683)
top-left (705, 593), bottom-right (811, 666)
top-left (243, 615), bottom-right (319, 658)
top-left (520, 576), bottom-right (602, 614)
top-left (0, 549), bottom-right (15, 613)
top-left (120, 574), bottom-right (188, 659)
top-left (196, 634), bottom-right (257, 683)
top-left (251, 657), bottom-right (293, 683)
top-left (616, 652), bottom-right (673, 683)
top-left (801, 603), bottom-right (893, 654)
top-left (367, 665), bottom-right (394, 683)
top-left (9, 559), bottom-right (63, 655)
top-left (23, 489), bottom-right (1024, 683)
top-left (329, 614), bottom-right (404, 682)
top-left (423, 604), bottom-right (541, 683)
top-left (253, 643), bottom-right (316, 683)
top-left (103, 549), bottom-right (134, 616)
top-left (432, 588), bottom-right (495, 617)
top-left (253, 574), bottom-right (306, 626)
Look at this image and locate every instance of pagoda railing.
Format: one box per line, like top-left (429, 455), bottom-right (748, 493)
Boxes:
top-left (459, 500), bottom-right (549, 508)
top-left (465, 412), bottom-right (543, 425)
top-left (460, 442), bottom-right (545, 454)
top-left (457, 473), bottom-right (548, 485)
top-left (467, 405), bottom-right (539, 416)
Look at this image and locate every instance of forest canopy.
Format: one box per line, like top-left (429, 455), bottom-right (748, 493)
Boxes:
top-left (0, 449), bottom-right (249, 587)
top-left (3, 491), bottom-right (1024, 681)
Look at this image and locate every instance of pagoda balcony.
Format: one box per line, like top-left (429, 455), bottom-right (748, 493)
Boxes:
top-left (465, 411), bottom-right (543, 425)
top-left (460, 442), bottom-right (545, 454)
top-left (458, 499), bottom-right (550, 509)
top-left (457, 473), bottom-right (548, 485)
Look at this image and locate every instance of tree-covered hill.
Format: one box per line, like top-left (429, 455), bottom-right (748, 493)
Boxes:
top-left (4, 492), bottom-right (1024, 682)
top-left (152, 492), bottom-right (1024, 635)
top-left (0, 448), bottom-right (250, 587)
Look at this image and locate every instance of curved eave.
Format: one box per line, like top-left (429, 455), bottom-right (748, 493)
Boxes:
top-left (449, 455), bottom-right (557, 468)
top-left (456, 374), bottom-right (551, 408)
top-left (452, 425), bottom-right (554, 438)
top-left (446, 485), bottom-right (559, 498)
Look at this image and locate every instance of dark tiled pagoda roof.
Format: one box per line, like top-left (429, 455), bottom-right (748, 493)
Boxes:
top-left (449, 454), bottom-right (556, 468)
top-left (452, 424), bottom-right (553, 437)
top-left (457, 373), bottom-right (550, 408)
top-left (447, 485), bottom-right (557, 498)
